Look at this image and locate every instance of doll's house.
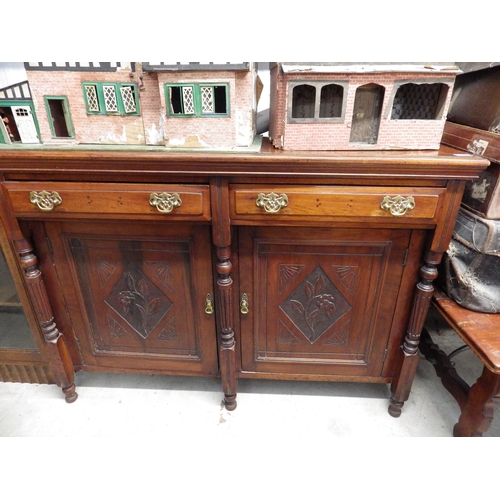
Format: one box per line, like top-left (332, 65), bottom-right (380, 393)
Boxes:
top-left (0, 62), bottom-right (259, 149)
top-left (268, 62), bottom-right (460, 151)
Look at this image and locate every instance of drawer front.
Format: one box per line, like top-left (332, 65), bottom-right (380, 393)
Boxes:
top-left (4, 182), bottom-right (211, 221)
top-left (230, 184), bottom-right (445, 223)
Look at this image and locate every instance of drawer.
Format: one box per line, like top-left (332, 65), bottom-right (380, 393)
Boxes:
top-left (230, 184), bottom-right (445, 223)
top-left (3, 182), bottom-right (211, 221)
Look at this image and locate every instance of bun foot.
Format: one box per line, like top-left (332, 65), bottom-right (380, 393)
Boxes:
top-left (224, 394), bottom-right (237, 411)
top-left (388, 398), bottom-right (403, 418)
top-left (63, 383), bottom-right (78, 403)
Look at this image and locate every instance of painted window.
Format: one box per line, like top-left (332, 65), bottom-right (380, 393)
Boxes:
top-left (165, 83), bottom-right (229, 117)
top-left (391, 83), bottom-right (448, 120)
top-left (289, 82), bottom-right (346, 122)
top-left (82, 82), bottom-right (140, 115)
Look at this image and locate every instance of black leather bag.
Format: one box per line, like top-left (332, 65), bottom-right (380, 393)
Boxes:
top-left (440, 207), bottom-right (500, 313)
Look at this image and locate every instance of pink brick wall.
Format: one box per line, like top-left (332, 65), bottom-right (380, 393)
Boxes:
top-left (27, 67), bottom-right (148, 145)
top-left (27, 65), bottom-right (256, 149)
top-left (269, 67), bottom-right (456, 151)
top-left (156, 69), bottom-right (256, 148)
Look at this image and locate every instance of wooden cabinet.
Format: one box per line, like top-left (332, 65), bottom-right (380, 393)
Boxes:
top-left (0, 142), bottom-right (489, 417)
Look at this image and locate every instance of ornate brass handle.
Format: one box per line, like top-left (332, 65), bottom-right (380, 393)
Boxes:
top-left (29, 191), bottom-right (63, 211)
top-left (256, 192), bottom-right (289, 214)
top-left (149, 192), bottom-right (182, 213)
top-left (380, 195), bottom-right (416, 217)
top-left (205, 293), bottom-right (214, 315)
top-left (240, 293), bottom-right (249, 314)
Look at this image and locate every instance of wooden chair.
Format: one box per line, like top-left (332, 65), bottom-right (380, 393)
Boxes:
top-left (420, 287), bottom-right (500, 437)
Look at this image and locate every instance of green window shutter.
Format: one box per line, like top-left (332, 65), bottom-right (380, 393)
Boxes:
top-left (120, 85), bottom-right (137, 114)
top-left (83, 82), bottom-right (139, 116)
top-left (84, 84), bottom-right (100, 112)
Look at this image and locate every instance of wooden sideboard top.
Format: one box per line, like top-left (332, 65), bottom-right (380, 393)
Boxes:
top-left (0, 139), bottom-right (490, 181)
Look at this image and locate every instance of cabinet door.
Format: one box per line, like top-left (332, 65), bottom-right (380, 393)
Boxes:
top-left (238, 226), bottom-right (414, 379)
top-left (0, 222), bottom-right (53, 383)
top-left (43, 221), bottom-right (218, 376)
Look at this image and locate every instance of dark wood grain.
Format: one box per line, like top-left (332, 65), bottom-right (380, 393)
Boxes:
top-left (0, 144), bottom-right (489, 415)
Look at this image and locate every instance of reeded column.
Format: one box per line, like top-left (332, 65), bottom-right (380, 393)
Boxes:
top-left (216, 245), bottom-right (237, 410)
top-left (210, 176), bottom-right (237, 411)
top-left (15, 238), bottom-right (77, 403)
top-left (389, 262), bottom-right (437, 417)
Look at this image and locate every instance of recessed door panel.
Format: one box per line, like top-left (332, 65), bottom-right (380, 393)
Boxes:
top-left (239, 226), bottom-right (411, 378)
top-left (44, 221), bottom-right (218, 375)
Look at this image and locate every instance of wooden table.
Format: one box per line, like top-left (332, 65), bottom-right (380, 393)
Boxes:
top-left (421, 287), bottom-right (500, 436)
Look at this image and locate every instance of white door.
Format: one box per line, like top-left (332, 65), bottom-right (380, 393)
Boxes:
top-left (11, 106), bottom-right (39, 143)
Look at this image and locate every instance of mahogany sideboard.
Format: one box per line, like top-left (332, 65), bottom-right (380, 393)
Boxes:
top-left (0, 141), bottom-right (489, 416)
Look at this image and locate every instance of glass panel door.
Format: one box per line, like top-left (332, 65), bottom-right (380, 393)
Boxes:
top-left (0, 227), bottom-right (38, 351)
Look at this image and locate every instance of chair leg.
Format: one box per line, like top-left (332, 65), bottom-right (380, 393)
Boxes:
top-left (453, 367), bottom-right (500, 437)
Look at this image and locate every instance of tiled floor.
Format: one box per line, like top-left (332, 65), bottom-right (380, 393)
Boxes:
top-left (1, 308), bottom-right (498, 438)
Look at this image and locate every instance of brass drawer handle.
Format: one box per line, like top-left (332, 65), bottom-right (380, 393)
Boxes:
top-left (256, 192), bottom-right (289, 214)
top-left (380, 195), bottom-right (415, 217)
top-left (240, 293), bottom-right (249, 314)
top-left (205, 293), bottom-right (214, 315)
top-left (29, 190), bottom-right (62, 211)
top-left (149, 192), bottom-right (182, 213)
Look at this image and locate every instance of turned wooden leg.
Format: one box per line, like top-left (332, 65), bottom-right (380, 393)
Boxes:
top-left (15, 238), bottom-right (78, 403)
top-left (453, 368), bottom-right (500, 437)
top-left (216, 245), bottom-right (237, 411)
top-left (389, 262), bottom-right (437, 417)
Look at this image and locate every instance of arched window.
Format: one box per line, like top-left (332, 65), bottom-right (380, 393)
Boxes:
top-left (292, 84), bottom-right (316, 119)
top-left (289, 82), bottom-right (347, 122)
top-left (319, 84), bottom-right (343, 118)
top-left (391, 83), bottom-right (447, 120)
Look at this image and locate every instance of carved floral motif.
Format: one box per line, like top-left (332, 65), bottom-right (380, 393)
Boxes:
top-left (290, 274), bottom-right (336, 339)
top-left (280, 266), bottom-right (352, 343)
top-left (105, 266), bottom-right (172, 339)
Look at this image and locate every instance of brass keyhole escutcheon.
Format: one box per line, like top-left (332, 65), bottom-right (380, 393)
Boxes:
top-left (256, 192), bottom-right (289, 214)
top-left (205, 293), bottom-right (214, 315)
top-left (240, 293), bottom-right (249, 314)
top-left (29, 190), bottom-right (63, 211)
top-left (149, 192), bottom-right (182, 213)
top-left (380, 195), bottom-right (416, 217)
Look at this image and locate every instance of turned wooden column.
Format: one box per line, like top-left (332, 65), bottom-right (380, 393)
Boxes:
top-left (210, 177), bottom-right (237, 410)
top-left (389, 261), bottom-right (437, 417)
top-left (14, 237), bottom-right (77, 403)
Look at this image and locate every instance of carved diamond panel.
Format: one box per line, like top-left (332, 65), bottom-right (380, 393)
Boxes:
top-left (280, 266), bottom-right (351, 343)
top-left (105, 264), bottom-right (172, 339)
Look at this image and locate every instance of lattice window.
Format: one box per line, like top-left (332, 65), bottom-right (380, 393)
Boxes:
top-left (15, 108), bottom-right (29, 116)
top-left (182, 87), bottom-right (195, 114)
top-left (83, 82), bottom-right (140, 115)
top-left (391, 83), bottom-right (445, 120)
top-left (165, 83), bottom-right (229, 117)
top-left (103, 85), bottom-right (118, 112)
top-left (120, 86), bottom-right (137, 113)
top-left (200, 86), bottom-right (214, 113)
top-left (84, 85), bottom-right (100, 112)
